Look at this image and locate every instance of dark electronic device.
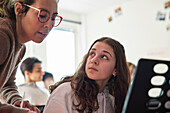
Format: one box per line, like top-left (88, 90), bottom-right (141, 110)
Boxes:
top-left (122, 58), bottom-right (170, 113)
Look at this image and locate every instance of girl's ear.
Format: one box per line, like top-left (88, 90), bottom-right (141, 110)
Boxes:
top-left (112, 69), bottom-right (117, 77)
top-left (14, 2), bottom-right (23, 15)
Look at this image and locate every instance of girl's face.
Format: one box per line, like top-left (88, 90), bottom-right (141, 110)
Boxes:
top-left (85, 42), bottom-right (116, 85)
top-left (16, 0), bottom-right (58, 43)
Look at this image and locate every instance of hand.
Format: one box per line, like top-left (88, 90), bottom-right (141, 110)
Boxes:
top-left (13, 100), bottom-right (40, 113)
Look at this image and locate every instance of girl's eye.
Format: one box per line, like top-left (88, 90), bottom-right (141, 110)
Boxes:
top-left (89, 52), bottom-right (95, 56)
top-left (101, 55), bottom-right (108, 60)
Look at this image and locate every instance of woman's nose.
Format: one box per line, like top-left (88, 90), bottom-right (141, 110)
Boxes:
top-left (44, 18), bottom-right (53, 29)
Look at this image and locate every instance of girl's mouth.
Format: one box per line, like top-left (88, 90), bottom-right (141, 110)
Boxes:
top-left (89, 67), bottom-right (98, 71)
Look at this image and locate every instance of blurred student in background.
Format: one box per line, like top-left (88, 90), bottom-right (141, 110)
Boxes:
top-left (127, 62), bottom-right (136, 81)
top-left (42, 72), bottom-right (54, 96)
top-left (0, 0), bottom-right (62, 112)
top-left (18, 57), bottom-right (48, 105)
top-left (44, 37), bottom-right (130, 113)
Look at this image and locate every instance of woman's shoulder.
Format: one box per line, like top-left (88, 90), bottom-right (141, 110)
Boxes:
top-left (0, 18), bottom-right (7, 24)
top-left (0, 18), bottom-right (11, 65)
top-left (0, 18), bottom-right (13, 28)
top-left (0, 18), bottom-right (15, 36)
top-left (0, 18), bottom-right (15, 42)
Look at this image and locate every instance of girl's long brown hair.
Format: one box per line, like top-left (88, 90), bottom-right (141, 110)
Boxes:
top-left (50, 37), bottom-right (130, 113)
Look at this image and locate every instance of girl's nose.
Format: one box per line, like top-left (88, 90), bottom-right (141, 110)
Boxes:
top-left (90, 56), bottom-right (99, 65)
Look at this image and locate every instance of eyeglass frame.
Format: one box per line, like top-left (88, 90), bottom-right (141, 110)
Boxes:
top-left (23, 4), bottom-right (63, 27)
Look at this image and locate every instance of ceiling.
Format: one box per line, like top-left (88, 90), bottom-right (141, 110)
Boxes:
top-left (58, 0), bottom-right (129, 14)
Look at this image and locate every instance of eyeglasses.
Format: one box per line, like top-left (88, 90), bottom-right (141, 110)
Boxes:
top-left (24, 4), bottom-right (63, 27)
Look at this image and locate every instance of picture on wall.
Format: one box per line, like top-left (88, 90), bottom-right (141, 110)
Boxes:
top-left (114, 7), bottom-right (122, 17)
top-left (156, 11), bottom-right (166, 21)
top-left (108, 16), bottom-right (112, 22)
top-left (166, 23), bottom-right (170, 31)
top-left (165, 1), bottom-right (170, 9)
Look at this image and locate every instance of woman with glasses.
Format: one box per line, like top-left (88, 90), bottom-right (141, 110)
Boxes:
top-left (0, 0), bottom-right (62, 113)
top-left (44, 37), bottom-right (130, 113)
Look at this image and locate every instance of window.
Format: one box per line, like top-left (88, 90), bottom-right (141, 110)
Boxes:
top-left (46, 28), bottom-right (75, 82)
top-left (15, 15), bottom-right (83, 86)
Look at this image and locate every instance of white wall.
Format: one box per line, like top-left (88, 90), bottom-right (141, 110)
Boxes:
top-left (21, 0), bottom-right (170, 70)
top-left (85, 0), bottom-right (170, 64)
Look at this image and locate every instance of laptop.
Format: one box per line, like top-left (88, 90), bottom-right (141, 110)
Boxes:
top-left (122, 58), bottom-right (170, 113)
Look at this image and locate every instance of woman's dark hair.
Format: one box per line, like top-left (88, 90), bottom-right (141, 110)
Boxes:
top-left (50, 37), bottom-right (130, 113)
top-left (20, 57), bottom-right (41, 77)
top-left (0, 0), bottom-right (34, 20)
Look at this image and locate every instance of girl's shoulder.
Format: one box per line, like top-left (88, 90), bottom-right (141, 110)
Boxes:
top-left (51, 82), bottom-right (72, 95)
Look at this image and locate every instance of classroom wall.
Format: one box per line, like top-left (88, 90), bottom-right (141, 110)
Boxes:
top-left (85, 0), bottom-right (170, 64)
top-left (23, 0), bottom-right (170, 70)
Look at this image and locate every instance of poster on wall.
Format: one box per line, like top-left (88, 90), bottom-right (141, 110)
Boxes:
top-left (156, 11), bottom-right (166, 21)
top-left (166, 23), bottom-right (170, 30)
top-left (108, 16), bottom-right (113, 22)
top-left (108, 6), bottom-right (122, 22)
top-left (114, 7), bottom-right (122, 17)
top-left (165, 1), bottom-right (170, 9)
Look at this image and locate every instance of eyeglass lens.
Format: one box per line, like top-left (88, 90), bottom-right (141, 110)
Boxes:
top-left (39, 10), bottom-right (50, 23)
top-left (38, 10), bottom-right (62, 27)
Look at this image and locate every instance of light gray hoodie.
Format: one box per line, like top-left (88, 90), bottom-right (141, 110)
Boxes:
top-left (43, 82), bottom-right (115, 113)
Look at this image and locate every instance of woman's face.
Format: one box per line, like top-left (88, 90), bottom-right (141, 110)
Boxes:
top-left (17, 0), bottom-right (58, 43)
top-left (85, 42), bottom-right (116, 84)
